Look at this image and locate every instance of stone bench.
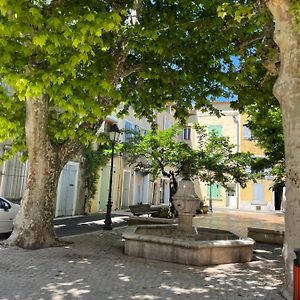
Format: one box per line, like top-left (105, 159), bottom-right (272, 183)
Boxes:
top-left (247, 227), bottom-right (284, 245)
top-left (128, 216), bottom-right (177, 226)
top-left (129, 204), bottom-right (160, 217)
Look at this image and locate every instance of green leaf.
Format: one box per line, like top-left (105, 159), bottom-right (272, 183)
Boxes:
top-left (33, 34), bottom-right (47, 47)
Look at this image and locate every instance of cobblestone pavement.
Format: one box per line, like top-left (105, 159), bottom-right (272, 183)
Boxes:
top-left (0, 225), bottom-right (284, 300)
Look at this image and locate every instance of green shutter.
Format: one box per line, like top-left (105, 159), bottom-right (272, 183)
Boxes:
top-left (208, 125), bottom-right (222, 137)
top-left (207, 183), bottom-right (222, 199)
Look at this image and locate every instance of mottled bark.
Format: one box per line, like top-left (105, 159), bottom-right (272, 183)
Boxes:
top-left (8, 96), bottom-right (64, 249)
top-left (266, 1), bottom-right (300, 298)
top-left (162, 170), bottom-right (178, 217)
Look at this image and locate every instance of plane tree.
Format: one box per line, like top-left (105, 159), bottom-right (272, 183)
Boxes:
top-left (0, 1), bottom-right (238, 249)
top-left (216, 0), bottom-right (300, 296)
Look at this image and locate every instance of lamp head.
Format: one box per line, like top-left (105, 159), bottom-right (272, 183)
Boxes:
top-left (109, 124), bottom-right (120, 142)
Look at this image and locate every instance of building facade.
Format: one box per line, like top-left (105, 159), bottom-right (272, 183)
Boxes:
top-left (239, 114), bottom-right (274, 211)
top-left (0, 103), bottom-right (275, 216)
top-left (88, 106), bottom-right (176, 213)
top-left (186, 102), bottom-right (274, 212)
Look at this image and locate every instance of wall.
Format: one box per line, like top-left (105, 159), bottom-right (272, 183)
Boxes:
top-left (187, 103), bottom-right (239, 208)
top-left (187, 105), bottom-right (275, 212)
top-left (239, 114), bottom-right (274, 211)
top-left (240, 114), bottom-right (262, 156)
top-left (90, 106), bottom-right (176, 212)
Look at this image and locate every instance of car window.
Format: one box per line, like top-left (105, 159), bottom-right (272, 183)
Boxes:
top-left (0, 198), bottom-right (11, 210)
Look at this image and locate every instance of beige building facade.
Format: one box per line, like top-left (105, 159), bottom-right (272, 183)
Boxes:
top-left (89, 106), bottom-right (176, 213)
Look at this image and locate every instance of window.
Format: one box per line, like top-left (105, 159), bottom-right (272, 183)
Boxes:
top-left (243, 125), bottom-right (251, 139)
top-left (245, 166), bottom-right (251, 174)
top-left (134, 125), bottom-right (142, 142)
top-left (183, 127), bottom-right (191, 140)
top-left (134, 125), bottom-right (140, 133)
top-left (0, 198), bottom-right (10, 210)
top-left (208, 125), bottom-right (222, 137)
top-left (264, 168), bottom-right (273, 180)
top-left (124, 121), bottom-right (133, 142)
top-left (163, 115), bottom-right (170, 129)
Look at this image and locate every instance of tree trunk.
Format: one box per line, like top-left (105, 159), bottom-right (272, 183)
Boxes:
top-left (169, 171), bottom-right (178, 217)
top-left (274, 185), bottom-right (283, 210)
top-left (266, 1), bottom-right (300, 298)
top-left (8, 96), bottom-right (64, 249)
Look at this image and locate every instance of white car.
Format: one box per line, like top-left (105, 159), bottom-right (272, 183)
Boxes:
top-left (0, 197), bottom-right (20, 235)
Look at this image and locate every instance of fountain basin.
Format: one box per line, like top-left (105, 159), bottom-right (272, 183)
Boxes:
top-left (123, 225), bottom-right (254, 266)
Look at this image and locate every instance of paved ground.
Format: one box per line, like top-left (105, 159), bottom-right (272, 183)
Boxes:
top-left (0, 210), bottom-right (285, 300)
top-left (0, 213), bottom-right (129, 241)
top-left (193, 208), bottom-right (284, 237)
top-left (54, 213), bottom-right (129, 237)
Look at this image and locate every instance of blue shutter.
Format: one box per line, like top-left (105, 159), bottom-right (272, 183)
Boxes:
top-left (243, 125), bottom-right (251, 139)
top-left (253, 183), bottom-right (264, 204)
top-left (207, 183), bottom-right (221, 199)
top-left (208, 125), bottom-right (222, 137)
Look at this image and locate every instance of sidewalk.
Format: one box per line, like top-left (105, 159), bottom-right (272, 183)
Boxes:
top-left (1, 209), bottom-right (285, 300)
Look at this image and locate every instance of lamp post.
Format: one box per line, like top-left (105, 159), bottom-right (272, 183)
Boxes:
top-left (209, 183), bottom-right (213, 212)
top-left (103, 124), bottom-right (120, 231)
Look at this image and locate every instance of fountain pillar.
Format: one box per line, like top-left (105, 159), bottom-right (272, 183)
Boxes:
top-left (173, 179), bottom-right (201, 232)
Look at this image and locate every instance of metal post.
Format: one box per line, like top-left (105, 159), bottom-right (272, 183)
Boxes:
top-left (294, 248), bottom-right (300, 300)
top-left (103, 141), bottom-right (115, 231)
top-left (209, 184), bottom-right (213, 212)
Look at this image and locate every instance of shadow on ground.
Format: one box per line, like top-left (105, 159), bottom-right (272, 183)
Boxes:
top-left (0, 228), bottom-right (284, 300)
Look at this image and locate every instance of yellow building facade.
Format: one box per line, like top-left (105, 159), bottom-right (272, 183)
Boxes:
top-left (187, 103), bottom-right (239, 209)
top-left (188, 103), bottom-right (274, 212)
top-left (239, 114), bottom-right (274, 211)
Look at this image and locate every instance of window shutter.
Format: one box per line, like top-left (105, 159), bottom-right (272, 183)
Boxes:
top-left (243, 125), bottom-right (251, 139)
top-left (208, 125), bottom-right (222, 137)
top-left (207, 183), bottom-right (221, 199)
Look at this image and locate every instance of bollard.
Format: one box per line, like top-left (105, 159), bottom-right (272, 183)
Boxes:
top-left (294, 249), bottom-right (300, 300)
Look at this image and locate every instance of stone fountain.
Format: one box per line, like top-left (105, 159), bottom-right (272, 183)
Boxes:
top-left (172, 179), bottom-right (200, 233)
top-left (123, 164), bottom-right (254, 267)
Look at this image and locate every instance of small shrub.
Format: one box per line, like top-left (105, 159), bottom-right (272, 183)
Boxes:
top-left (152, 207), bottom-right (172, 219)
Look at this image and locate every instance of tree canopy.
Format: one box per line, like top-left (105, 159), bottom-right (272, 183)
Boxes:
top-left (124, 124), bottom-right (253, 188)
top-left (2, 0), bottom-right (259, 249)
top-left (0, 0), bottom-right (237, 155)
top-left (238, 100), bottom-right (285, 188)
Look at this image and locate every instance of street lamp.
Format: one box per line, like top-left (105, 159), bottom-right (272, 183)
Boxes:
top-left (209, 183), bottom-right (213, 212)
top-left (103, 124), bottom-right (120, 231)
